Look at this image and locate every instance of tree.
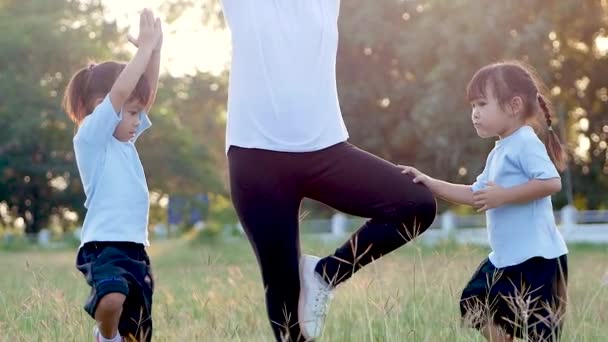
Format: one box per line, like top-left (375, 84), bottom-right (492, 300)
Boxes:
top-left (170, 0), bottom-right (608, 209)
top-left (0, 0), bottom-right (123, 234)
top-left (0, 0), bottom-right (228, 234)
top-left (336, 0), bottom-right (608, 209)
top-left (139, 72), bottom-right (228, 196)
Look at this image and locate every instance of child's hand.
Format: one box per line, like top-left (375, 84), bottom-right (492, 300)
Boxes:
top-left (472, 181), bottom-right (507, 212)
top-left (398, 165), bottom-right (429, 185)
top-left (153, 18), bottom-right (163, 52)
top-left (127, 9), bottom-right (162, 52)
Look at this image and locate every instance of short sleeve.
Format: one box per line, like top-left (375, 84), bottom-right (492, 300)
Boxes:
top-left (74, 94), bottom-right (121, 145)
top-left (518, 138), bottom-right (560, 180)
top-left (471, 149), bottom-right (495, 192)
top-left (471, 166), bottom-right (489, 192)
top-left (133, 112), bottom-right (152, 142)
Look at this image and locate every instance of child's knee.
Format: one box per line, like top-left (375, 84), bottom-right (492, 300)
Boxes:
top-left (96, 292), bottom-right (126, 315)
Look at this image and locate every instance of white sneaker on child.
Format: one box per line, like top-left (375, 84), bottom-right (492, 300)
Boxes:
top-left (298, 255), bottom-right (335, 340)
top-left (93, 326), bottom-right (101, 342)
top-left (94, 326), bottom-right (124, 342)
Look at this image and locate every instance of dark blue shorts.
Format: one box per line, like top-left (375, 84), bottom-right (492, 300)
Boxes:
top-left (460, 255), bottom-right (568, 341)
top-left (76, 241), bottom-right (154, 341)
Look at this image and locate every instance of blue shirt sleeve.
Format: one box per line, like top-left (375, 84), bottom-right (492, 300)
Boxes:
top-left (471, 149), bottom-right (495, 192)
top-left (471, 166), bottom-right (488, 192)
top-left (518, 137), bottom-right (560, 180)
top-left (133, 112), bottom-right (152, 142)
top-left (74, 94), bottom-right (121, 145)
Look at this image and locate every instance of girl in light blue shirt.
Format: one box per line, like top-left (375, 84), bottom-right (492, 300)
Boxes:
top-left (401, 61), bottom-right (568, 342)
top-left (63, 9), bottom-right (162, 342)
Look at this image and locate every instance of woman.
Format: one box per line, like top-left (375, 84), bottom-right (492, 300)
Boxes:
top-left (220, 1), bottom-right (437, 341)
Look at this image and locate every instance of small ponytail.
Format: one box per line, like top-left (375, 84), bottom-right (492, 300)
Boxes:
top-left (537, 93), bottom-right (567, 171)
top-left (63, 61), bottom-right (152, 126)
top-left (62, 67), bottom-right (91, 124)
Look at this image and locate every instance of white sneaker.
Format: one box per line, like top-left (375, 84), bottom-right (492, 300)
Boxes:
top-left (94, 326), bottom-right (124, 342)
top-left (298, 255), bottom-right (334, 340)
top-left (93, 326), bottom-right (102, 342)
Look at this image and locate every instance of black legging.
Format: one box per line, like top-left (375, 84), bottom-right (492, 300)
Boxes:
top-left (228, 142), bottom-right (437, 341)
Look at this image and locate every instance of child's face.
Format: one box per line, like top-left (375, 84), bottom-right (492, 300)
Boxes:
top-left (114, 100), bottom-right (145, 142)
top-left (470, 86), bottom-right (514, 139)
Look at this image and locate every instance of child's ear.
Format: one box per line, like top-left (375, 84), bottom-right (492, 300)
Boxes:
top-left (510, 96), bottom-right (524, 116)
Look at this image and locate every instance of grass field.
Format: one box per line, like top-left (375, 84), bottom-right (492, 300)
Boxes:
top-left (0, 237), bottom-right (606, 341)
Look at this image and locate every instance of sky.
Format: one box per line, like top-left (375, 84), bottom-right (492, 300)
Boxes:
top-left (101, 0), bottom-right (231, 77)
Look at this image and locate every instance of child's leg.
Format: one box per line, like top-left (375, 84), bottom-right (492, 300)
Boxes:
top-left (95, 293), bottom-right (127, 339)
top-left (77, 243), bottom-right (152, 341)
top-left (460, 259), bottom-right (507, 340)
top-left (492, 255), bottom-right (568, 342)
top-left (524, 255), bottom-right (568, 341)
top-left (119, 256), bottom-right (155, 342)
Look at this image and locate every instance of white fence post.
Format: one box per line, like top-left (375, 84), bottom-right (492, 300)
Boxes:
top-left (331, 212), bottom-right (347, 238)
top-left (37, 228), bottom-right (51, 246)
top-left (561, 205), bottom-right (577, 235)
top-left (441, 210), bottom-right (455, 238)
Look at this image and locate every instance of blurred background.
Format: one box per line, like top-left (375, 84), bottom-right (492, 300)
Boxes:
top-left (1, 0), bottom-right (607, 249)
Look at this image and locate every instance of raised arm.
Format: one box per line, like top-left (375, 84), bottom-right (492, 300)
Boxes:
top-left (143, 49), bottom-right (161, 112)
top-left (110, 9), bottom-right (161, 113)
top-left (128, 15), bottom-right (163, 112)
